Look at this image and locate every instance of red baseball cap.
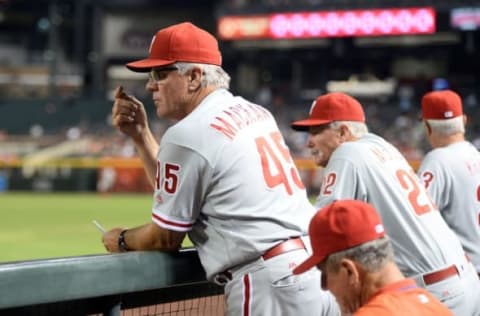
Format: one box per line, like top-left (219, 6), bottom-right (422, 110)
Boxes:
top-left (291, 93), bottom-right (365, 131)
top-left (293, 200), bottom-right (385, 275)
top-left (126, 22), bottom-right (222, 72)
top-left (421, 90), bottom-right (463, 120)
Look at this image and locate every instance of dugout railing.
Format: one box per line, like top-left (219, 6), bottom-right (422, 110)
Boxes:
top-left (0, 249), bottom-right (224, 316)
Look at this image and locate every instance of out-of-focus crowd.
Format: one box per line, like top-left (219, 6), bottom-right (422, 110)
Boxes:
top-left (0, 86), bottom-right (479, 164)
top-left (0, 86), bottom-right (478, 195)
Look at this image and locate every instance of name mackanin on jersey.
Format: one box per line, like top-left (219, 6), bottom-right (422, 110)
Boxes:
top-left (210, 102), bottom-right (273, 140)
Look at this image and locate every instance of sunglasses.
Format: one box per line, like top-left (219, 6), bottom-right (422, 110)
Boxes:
top-left (149, 66), bottom-right (178, 82)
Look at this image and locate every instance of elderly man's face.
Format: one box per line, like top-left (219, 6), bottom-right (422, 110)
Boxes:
top-left (146, 66), bottom-right (199, 120)
top-left (306, 124), bottom-right (344, 168)
top-left (318, 260), bottom-right (362, 314)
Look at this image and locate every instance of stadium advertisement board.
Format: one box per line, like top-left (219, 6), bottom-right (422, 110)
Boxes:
top-left (218, 7), bottom-right (436, 40)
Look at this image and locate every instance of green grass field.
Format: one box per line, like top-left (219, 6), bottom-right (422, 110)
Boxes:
top-left (0, 192), bottom-right (193, 263)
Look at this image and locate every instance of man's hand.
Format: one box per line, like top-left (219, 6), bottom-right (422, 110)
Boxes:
top-left (102, 227), bottom-right (125, 253)
top-left (101, 223), bottom-right (186, 253)
top-left (111, 86), bottom-right (149, 141)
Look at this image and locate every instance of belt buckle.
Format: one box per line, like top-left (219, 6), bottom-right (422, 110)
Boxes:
top-left (214, 271), bottom-right (232, 286)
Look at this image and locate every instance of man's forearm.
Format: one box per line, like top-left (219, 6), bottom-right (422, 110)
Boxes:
top-left (122, 223), bottom-right (185, 251)
top-left (132, 129), bottom-right (160, 187)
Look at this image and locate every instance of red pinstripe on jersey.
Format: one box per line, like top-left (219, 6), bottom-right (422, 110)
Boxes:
top-left (152, 213), bottom-right (193, 229)
top-left (243, 274), bottom-right (251, 316)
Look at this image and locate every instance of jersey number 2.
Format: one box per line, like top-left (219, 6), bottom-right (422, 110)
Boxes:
top-left (255, 132), bottom-right (305, 195)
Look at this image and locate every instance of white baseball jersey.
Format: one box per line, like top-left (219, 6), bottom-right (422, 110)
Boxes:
top-left (151, 89), bottom-right (315, 279)
top-left (315, 133), bottom-right (467, 277)
top-left (418, 141), bottom-right (480, 273)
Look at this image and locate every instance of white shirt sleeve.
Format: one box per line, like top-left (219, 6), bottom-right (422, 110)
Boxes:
top-left (314, 157), bottom-right (367, 209)
top-left (151, 142), bottom-right (211, 232)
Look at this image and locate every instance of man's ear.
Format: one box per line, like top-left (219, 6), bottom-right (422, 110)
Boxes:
top-left (188, 67), bottom-right (202, 91)
top-left (340, 259), bottom-right (360, 285)
top-left (424, 120), bottom-right (432, 135)
top-left (339, 124), bottom-right (353, 141)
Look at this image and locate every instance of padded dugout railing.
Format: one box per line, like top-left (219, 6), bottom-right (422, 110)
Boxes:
top-left (0, 249), bottom-right (224, 315)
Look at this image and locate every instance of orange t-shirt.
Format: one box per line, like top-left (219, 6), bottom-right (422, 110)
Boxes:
top-left (354, 279), bottom-right (452, 316)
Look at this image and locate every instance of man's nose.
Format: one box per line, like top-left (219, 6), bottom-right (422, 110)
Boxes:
top-left (306, 135), bottom-right (314, 147)
top-left (146, 79), bottom-right (157, 91)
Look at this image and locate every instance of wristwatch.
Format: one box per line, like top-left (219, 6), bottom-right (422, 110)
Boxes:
top-left (118, 229), bottom-right (130, 252)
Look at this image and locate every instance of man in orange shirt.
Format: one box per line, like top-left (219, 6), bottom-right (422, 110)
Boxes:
top-left (293, 200), bottom-right (452, 315)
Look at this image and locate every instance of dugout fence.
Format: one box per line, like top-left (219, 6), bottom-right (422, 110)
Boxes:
top-left (0, 249), bottom-right (224, 316)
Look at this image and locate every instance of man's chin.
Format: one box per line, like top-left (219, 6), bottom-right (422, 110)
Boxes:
top-left (156, 108), bottom-right (168, 118)
top-left (313, 157), bottom-right (324, 167)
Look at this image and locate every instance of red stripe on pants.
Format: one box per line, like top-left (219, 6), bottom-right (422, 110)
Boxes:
top-left (243, 274), bottom-right (251, 316)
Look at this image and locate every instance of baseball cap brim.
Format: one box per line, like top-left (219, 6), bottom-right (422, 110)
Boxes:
top-left (293, 253), bottom-right (325, 275)
top-left (126, 58), bottom-right (176, 72)
top-left (291, 119), bottom-right (332, 131)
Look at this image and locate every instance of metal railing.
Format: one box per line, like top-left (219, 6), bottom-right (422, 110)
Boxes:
top-left (0, 249), bottom-right (224, 316)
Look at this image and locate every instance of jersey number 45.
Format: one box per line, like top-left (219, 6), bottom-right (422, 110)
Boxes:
top-left (255, 131), bottom-right (305, 195)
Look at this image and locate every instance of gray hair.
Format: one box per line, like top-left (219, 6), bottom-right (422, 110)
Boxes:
top-left (426, 116), bottom-right (465, 136)
top-left (330, 121), bottom-right (369, 138)
top-left (324, 237), bottom-right (394, 273)
top-left (175, 62), bottom-right (231, 89)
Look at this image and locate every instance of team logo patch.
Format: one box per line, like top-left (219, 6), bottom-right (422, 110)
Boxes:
top-left (444, 111), bottom-right (453, 118)
top-left (417, 294), bottom-right (429, 304)
top-left (375, 224), bottom-right (384, 234)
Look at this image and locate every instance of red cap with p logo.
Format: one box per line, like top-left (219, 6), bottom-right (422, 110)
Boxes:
top-left (126, 22), bottom-right (221, 72)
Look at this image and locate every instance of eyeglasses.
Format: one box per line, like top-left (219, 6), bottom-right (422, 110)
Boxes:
top-left (149, 66), bottom-right (178, 82)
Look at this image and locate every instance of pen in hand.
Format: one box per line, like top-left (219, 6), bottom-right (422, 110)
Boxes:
top-left (92, 220), bottom-right (106, 234)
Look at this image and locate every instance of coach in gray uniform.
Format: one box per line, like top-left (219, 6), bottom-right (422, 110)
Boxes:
top-left (101, 22), bottom-right (339, 316)
top-left (291, 92), bottom-right (480, 315)
top-left (418, 89), bottom-right (480, 278)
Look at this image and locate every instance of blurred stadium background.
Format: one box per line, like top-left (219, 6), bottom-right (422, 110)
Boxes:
top-left (1, 0), bottom-right (479, 314)
top-left (1, 0), bottom-right (480, 259)
top-left (0, 0), bottom-right (478, 273)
